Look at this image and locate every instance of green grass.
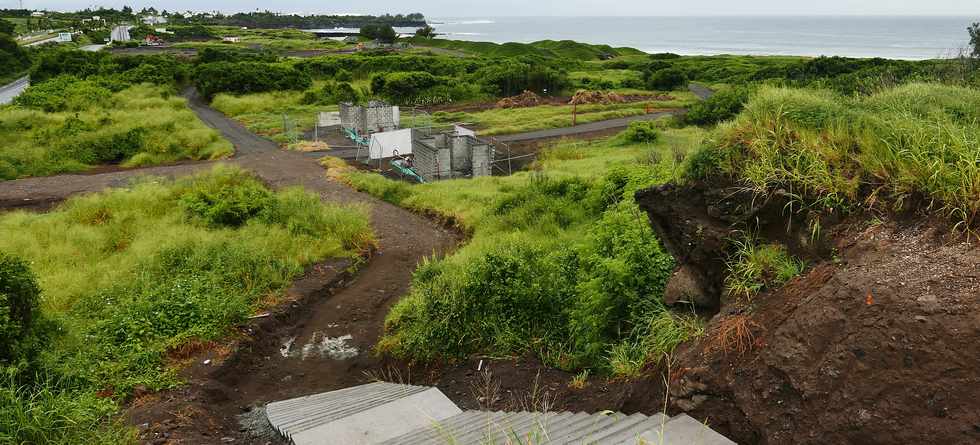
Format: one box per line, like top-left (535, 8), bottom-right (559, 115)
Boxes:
top-left (699, 83), bottom-right (980, 226)
top-left (433, 92), bottom-right (696, 136)
top-left (723, 239), bottom-right (805, 302)
top-left (0, 84), bottom-right (233, 180)
top-left (334, 124), bottom-right (707, 374)
top-left (0, 166), bottom-right (374, 443)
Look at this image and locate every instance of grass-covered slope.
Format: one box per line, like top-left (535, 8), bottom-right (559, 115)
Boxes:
top-left (408, 37), bottom-right (644, 60)
top-left (0, 166), bottom-right (374, 443)
top-left (332, 125), bottom-right (706, 375)
top-left (1, 83), bottom-right (232, 180)
top-left (694, 83), bottom-right (980, 226)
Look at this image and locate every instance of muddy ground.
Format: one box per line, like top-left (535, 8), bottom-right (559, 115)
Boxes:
top-left (637, 183), bottom-right (980, 445)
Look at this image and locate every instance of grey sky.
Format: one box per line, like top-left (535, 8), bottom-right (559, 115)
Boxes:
top-left (7, 0), bottom-right (980, 17)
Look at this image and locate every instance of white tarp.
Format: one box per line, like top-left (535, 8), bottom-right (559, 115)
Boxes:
top-left (368, 129), bottom-right (413, 159)
top-left (453, 125), bottom-right (475, 137)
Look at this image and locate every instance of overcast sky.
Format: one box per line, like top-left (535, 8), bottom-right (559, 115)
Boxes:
top-left (7, 0), bottom-right (980, 17)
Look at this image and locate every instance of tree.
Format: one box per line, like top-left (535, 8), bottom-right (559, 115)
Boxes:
top-left (0, 253), bottom-right (44, 365)
top-left (415, 25), bottom-right (436, 39)
top-left (361, 23), bottom-right (397, 43)
top-left (969, 23), bottom-right (980, 58)
top-left (0, 19), bottom-right (14, 35)
top-left (646, 67), bottom-right (687, 91)
top-left (122, 5), bottom-right (133, 15)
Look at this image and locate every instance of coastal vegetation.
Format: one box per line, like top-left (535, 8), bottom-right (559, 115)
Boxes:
top-left (0, 166), bottom-right (374, 443)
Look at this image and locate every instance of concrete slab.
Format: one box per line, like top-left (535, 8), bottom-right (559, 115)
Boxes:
top-left (289, 388), bottom-right (462, 445)
top-left (639, 413), bottom-right (736, 445)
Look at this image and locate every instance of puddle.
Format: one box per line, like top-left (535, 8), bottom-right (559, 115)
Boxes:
top-left (280, 332), bottom-right (358, 360)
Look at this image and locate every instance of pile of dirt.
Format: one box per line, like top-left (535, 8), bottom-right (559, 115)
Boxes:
top-left (496, 90), bottom-right (542, 108)
top-left (635, 183), bottom-right (980, 444)
top-left (568, 90), bottom-right (626, 105)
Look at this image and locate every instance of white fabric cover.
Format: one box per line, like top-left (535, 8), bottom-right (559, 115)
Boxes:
top-left (368, 129), bottom-right (413, 159)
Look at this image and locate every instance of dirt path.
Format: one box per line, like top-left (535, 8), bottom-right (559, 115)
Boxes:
top-left (493, 110), bottom-right (682, 143)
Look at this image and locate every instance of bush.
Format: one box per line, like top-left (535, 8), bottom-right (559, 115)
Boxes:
top-left (14, 76), bottom-right (113, 112)
top-left (0, 253), bottom-right (43, 366)
top-left (620, 120), bottom-right (660, 144)
top-left (177, 167), bottom-right (274, 227)
top-left (30, 49), bottom-right (110, 83)
top-left (193, 61), bottom-right (312, 98)
top-left (371, 71), bottom-right (447, 102)
top-left (360, 24), bottom-right (397, 43)
top-left (647, 67), bottom-right (687, 90)
top-left (301, 81), bottom-right (360, 105)
top-left (65, 127), bottom-right (147, 164)
top-left (685, 86), bottom-right (753, 125)
top-left (473, 61), bottom-right (570, 97)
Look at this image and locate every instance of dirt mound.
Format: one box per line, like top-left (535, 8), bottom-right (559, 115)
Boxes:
top-left (636, 184), bottom-right (980, 444)
top-left (496, 90), bottom-right (542, 108)
top-left (568, 90), bottom-right (627, 105)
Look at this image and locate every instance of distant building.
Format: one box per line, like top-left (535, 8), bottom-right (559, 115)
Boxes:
top-left (342, 36), bottom-right (359, 44)
top-left (110, 26), bottom-right (131, 42)
top-left (56, 32), bottom-right (72, 43)
top-left (30, 11), bottom-right (44, 17)
top-left (222, 36), bottom-right (241, 43)
top-left (142, 15), bottom-right (167, 25)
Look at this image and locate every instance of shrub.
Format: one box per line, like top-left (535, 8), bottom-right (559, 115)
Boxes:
top-left (301, 81), bottom-right (360, 105)
top-left (193, 61), bottom-right (312, 98)
top-left (177, 167), bottom-right (274, 227)
top-left (685, 85), bottom-right (753, 126)
top-left (473, 61), bottom-right (570, 97)
top-left (64, 127), bottom-right (147, 164)
top-left (372, 71), bottom-right (443, 100)
top-left (30, 49), bottom-right (110, 83)
top-left (14, 76), bottom-right (113, 112)
top-left (620, 121), bottom-right (660, 144)
top-left (0, 253), bottom-right (43, 366)
top-left (647, 67), bottom-right (687, 90)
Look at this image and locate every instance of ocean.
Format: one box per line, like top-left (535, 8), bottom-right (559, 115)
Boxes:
top-left (421, 16), bottom-right (978, 60)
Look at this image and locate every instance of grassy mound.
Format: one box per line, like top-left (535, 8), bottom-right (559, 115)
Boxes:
top-left (0, 84), bottom-right (232, 180)
top-left (694, 83), bottom-right (980, 226)
top-left (0, 166), bottom-right (373, 443)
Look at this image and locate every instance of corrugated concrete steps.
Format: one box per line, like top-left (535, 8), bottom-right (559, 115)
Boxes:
top-left (265, 382), bottom-right (736, 445)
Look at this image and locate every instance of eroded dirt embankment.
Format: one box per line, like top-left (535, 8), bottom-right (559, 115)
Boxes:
top-left (636, 183), bottom-right (980, 445)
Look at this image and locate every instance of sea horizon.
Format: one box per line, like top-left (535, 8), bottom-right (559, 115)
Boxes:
top-left (416, 15), bottom-right (979, 60)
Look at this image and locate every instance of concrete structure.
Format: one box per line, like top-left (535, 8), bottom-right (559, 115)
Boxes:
top-left (264, 382), bottom-right (736, 445)
top-left (340, 101), bottom-right (400, 137)
top-left (412, 131), bottom-right (493, 181)
top-left (56, 32), bottom-right (72, 42)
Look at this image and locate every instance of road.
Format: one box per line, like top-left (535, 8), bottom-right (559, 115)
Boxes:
top-left (492, 110), bottom-right (682, 143)
top-left (0, 76), bottom-right (29, 105)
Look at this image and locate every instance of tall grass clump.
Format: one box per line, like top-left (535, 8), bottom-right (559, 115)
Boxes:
top-left (0, 165), bottom-right (373, 443)
top-left (696, 83), bottom-right (980, 226)
top-left (724, 239), bottom-right (805, 302)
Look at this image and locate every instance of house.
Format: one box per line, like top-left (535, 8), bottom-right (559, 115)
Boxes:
top-left (141, 15), bottom-right (167, 25)
top-left (30, 11), bottom-right (44, 17)
top-left (144, 34), bottom-right (163, 46)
